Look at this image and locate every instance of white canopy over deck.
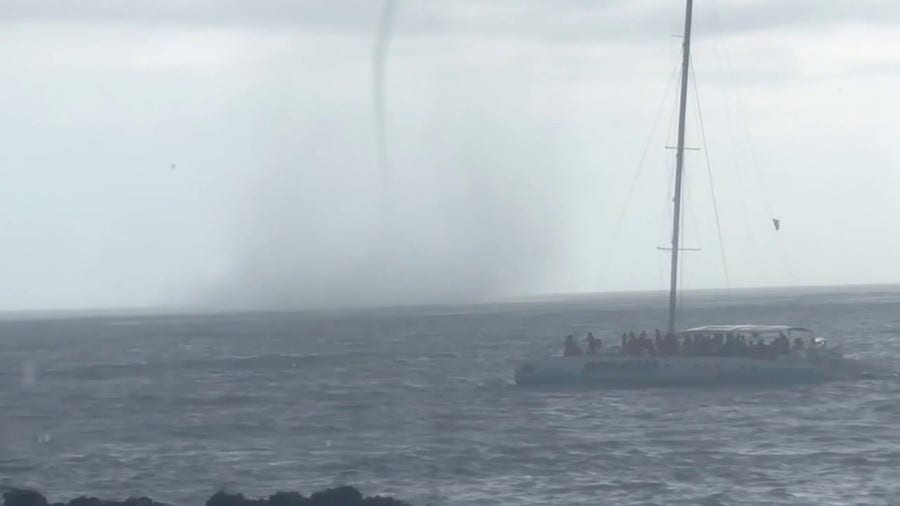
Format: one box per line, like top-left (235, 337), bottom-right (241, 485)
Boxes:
top-left (679, 325), bottom-right (813, 335)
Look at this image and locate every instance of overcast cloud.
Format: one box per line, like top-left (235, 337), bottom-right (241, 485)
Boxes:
top-left (0, 0), bottom-right (898, 311)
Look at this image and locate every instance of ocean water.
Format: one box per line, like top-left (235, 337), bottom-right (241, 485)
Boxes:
top-left (2, 286), bottom-right (900, 506)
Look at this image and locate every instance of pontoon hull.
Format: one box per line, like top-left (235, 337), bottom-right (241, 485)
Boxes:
top-left (514, 354), bottom-right (850, 387)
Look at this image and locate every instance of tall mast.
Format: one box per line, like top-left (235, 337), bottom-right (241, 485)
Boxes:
top-left (667, 0), bottom-right (694, 337)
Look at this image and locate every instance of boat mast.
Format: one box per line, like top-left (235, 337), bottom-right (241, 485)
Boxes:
top-left (667, 0), bottom-right (694, 337)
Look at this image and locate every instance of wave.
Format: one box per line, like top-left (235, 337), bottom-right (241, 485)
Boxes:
top-left (840, 357), bottom-right (898, 378)
top-left (50, 352), bottom-right (371, 381)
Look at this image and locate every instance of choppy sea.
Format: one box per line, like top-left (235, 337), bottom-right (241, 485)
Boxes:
top-left (2, 285), bottom-right (900, 505)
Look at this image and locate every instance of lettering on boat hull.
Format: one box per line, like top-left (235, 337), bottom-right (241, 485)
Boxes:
top-left (582, 360), bottom-right (660, 374)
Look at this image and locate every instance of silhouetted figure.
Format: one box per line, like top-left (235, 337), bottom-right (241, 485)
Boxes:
top-left (586, 332), bottom-right (600, 354)
top-left (627, 331), bottom-right (638, 355)
top-left (564, 334), bottom-right (583, 357)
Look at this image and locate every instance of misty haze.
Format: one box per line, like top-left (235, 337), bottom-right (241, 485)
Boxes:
top-left (0, 0), bottom-right (897, 312)
top-left (1, 1), bottom-right (900, 505)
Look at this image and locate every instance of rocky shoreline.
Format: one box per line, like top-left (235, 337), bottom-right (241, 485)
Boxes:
top-left (3, 486), bottom-right (412, 506)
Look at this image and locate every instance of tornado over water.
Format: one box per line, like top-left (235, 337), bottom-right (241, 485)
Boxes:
top-left (372, 0), bottom-right (395, 198)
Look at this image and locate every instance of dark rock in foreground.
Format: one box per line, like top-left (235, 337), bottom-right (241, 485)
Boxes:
top-left (4, 486), bottom-right (412, 506)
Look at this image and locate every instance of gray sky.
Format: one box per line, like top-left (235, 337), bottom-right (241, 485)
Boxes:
top-left (1, 0), bottom-right (899, 311)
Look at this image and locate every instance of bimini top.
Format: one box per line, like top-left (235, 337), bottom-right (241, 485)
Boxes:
top-left (679, 325), bottom-right (812, 334)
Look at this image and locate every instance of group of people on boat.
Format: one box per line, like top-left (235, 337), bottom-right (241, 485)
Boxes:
top-left (563, 329), bottom-right (809, 360)
top-left (620, 329), bottom-right (679, 356)
top-left (675, 331), bottom-right (807, 359)
top-left (563, 333), bottom-right (601, 356)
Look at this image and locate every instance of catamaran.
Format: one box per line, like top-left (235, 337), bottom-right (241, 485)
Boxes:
top-left (514, 0), bottom-right (849, 386)
top-left (515, 324), bottom-right (848, 386)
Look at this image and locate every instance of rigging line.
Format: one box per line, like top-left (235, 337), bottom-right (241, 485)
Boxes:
top-left (690, 54), bottom-right (731, 290)
top-left (660, 137), bottom-right (677, 257)
top-left (659, 146), bottom-right (676, 290)
top-left (676, 172), bottom-right (687, 322)
top-left (611, 61), bottom-right (679, 240)
top-left (660, 66), bottom-right (682, 246)
top-left (657, 248), bottom-right (664, 289)
top-left (709, 0), bottom-right (792, 285)
top-left (600, 60), bottom-right (680, 285)
top-left (708, 0), bottom-right (774, 219)
top-left (702, 1), bottom-right (761, 275)
top-left (665, 67), bottom-right (683, 162)
top-left (682, 176), bottom-right (705, 246)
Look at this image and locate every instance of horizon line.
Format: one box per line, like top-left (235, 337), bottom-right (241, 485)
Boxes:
top-left (0, 280), bottom-right (898, 322)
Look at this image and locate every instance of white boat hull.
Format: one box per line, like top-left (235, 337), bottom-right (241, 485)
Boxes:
top-left (514, 352), bottom-right (851, 387)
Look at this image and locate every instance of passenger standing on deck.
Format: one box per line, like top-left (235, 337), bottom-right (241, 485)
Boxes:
top-left (586, 332), bottom-right (600, 354)
top-left (638, 330), bottom-right (650, 355)
top-left (775, 333), bottom-right (790, 355)
top-left (564, 334), bottom-right (583, 356)
top-left (627, 331), bottom-right (637, 355)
